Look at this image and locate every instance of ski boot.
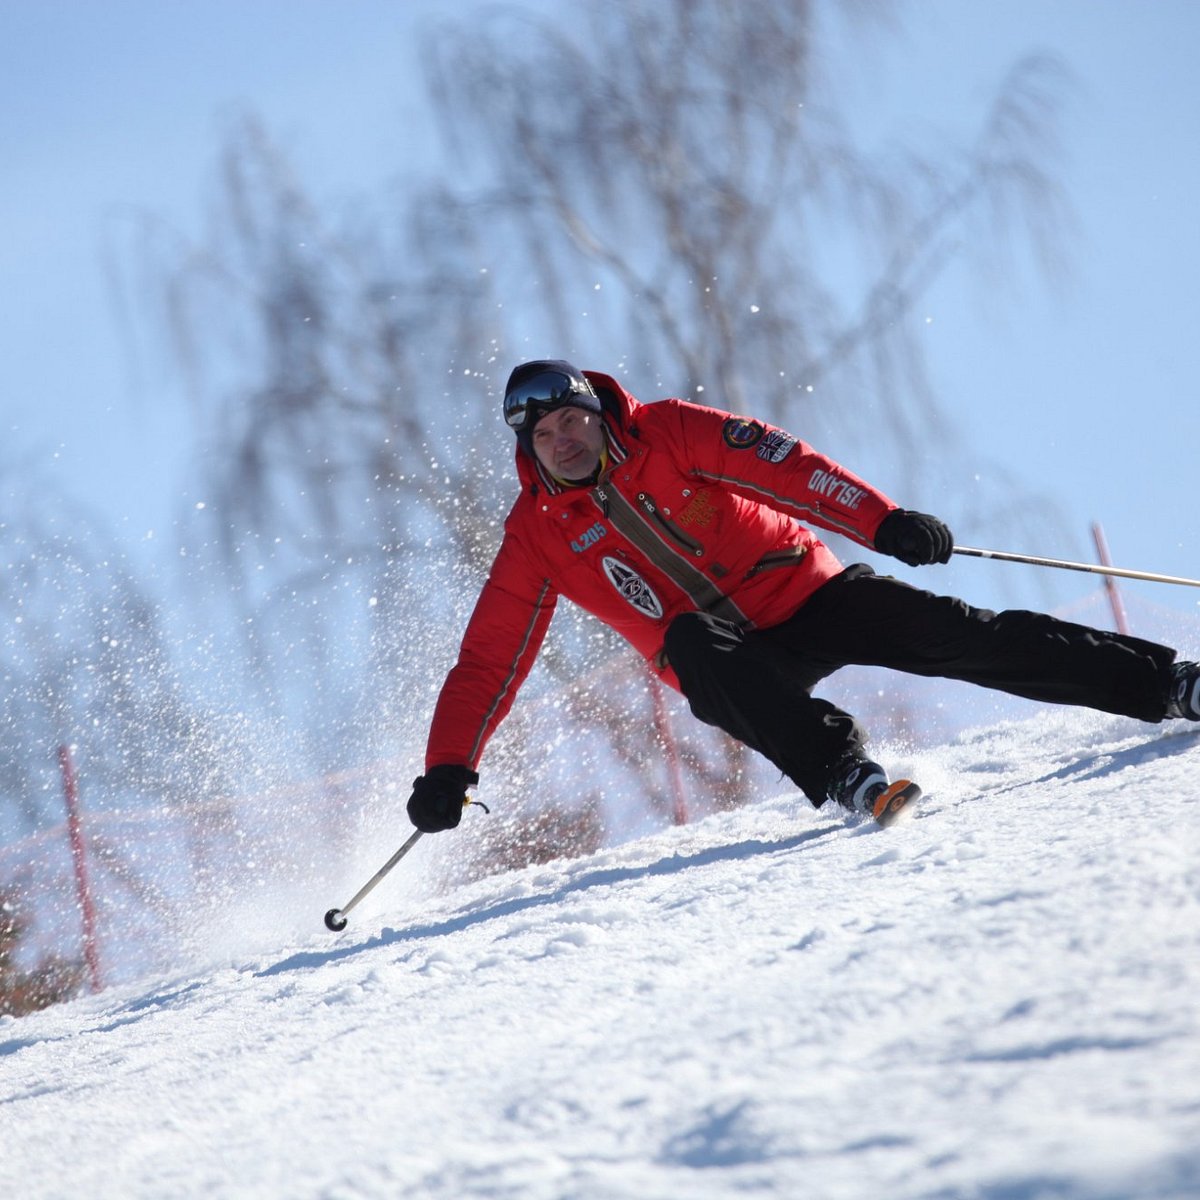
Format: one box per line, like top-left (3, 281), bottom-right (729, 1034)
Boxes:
top-left (828, 755), bottom-right (921, 828)
top-left (1166, 661), bottom-right (1200, 720)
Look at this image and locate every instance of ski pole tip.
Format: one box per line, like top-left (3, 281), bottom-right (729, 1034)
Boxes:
top-left (324, 908), bottom-right (348, 932)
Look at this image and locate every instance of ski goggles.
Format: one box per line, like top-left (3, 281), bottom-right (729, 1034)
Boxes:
top-left (502, 369), bottom-right (596, 432)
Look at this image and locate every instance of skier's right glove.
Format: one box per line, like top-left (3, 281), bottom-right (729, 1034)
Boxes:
top-left (406, 764), bottom-right (479, 832)
top-left (874, 509), bottom-right (954, 567)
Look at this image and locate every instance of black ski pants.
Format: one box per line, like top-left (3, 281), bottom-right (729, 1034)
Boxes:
top-left (663, 564), bottom-right (1177, 806)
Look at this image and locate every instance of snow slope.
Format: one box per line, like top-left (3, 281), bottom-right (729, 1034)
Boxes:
top-left (3, 710), bottom-right (1199, 1200)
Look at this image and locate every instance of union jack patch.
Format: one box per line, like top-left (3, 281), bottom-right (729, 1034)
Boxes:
top-left (756, 429), bottom-right (796, 463)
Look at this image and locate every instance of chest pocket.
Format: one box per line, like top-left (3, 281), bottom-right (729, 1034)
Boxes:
top-left (633, 492), bottom-right (704, 558)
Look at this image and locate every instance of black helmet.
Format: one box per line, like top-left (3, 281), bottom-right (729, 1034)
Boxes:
top-left (503, 359), bottom-right (601, 455)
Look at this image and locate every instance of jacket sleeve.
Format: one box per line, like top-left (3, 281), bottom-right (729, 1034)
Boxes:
top-left (424, 528), bottom-right (558, 771)
top-left (664, 399), bottom-right (898, 548)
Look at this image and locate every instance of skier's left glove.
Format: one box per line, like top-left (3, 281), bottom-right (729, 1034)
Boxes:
top-left (874, 509), bottom-right (954, 567)
top-left (406, 764), bottom-right (479, 832)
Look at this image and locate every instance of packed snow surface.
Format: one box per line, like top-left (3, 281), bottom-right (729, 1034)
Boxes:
top-left (3, 710), bottom-right (1199, 1199)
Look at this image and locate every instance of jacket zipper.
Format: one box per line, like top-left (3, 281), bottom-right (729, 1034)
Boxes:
top-left (590, 481), bottom-right (748, 626)
top-left (744, 545), bottom-right (809, 579)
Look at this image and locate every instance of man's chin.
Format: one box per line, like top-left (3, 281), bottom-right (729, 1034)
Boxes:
top-left (558, 457), bottom-right (598, 481)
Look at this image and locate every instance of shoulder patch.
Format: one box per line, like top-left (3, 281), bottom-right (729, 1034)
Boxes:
top-left (756, 429), bottom-right (797, 463)
top-left (721, 417), bottom-right (765, 449)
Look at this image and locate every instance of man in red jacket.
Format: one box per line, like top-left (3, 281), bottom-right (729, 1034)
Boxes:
top-left (408, 360), bottom-right (1200, 830)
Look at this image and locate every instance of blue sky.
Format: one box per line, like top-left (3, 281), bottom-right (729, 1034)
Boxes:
top-left (3, 0), bottom-right (1198, 631)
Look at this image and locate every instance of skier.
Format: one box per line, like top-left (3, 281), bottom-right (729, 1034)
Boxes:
top-left (407, 360), bottom-right (1200, 830)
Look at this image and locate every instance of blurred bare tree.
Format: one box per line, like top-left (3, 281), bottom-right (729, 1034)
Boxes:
top-left (128, 0), bottom-right (1074, 858)
top-left (427, 0), bottom-right (1072, 520)
top-left (0, 474), bottom-right (245, 975)
top-left (0, 485), bottom-right (236, 837)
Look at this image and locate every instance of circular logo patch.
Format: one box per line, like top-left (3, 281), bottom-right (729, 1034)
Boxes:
top-left (721, 417), bottom-right (765, 449)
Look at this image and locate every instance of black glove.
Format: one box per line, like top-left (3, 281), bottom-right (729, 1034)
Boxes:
top-left (406, 764), bottom-right (479, 832)
top-left (874, 509), bottom-right (954, 567)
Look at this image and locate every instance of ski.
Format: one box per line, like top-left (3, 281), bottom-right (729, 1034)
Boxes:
top-left (872, 779), bottom-right (922, 827)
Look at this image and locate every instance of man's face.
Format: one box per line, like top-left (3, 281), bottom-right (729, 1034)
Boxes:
top-left (531, 405), bottom-right (605, 480)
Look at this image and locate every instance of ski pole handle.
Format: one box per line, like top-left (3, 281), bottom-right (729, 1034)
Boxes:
top-left (952, 545), bottom-right (1200, 589)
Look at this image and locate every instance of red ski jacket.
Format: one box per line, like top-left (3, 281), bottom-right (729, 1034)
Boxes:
top-left (424, 372), bottom-right (898, 770)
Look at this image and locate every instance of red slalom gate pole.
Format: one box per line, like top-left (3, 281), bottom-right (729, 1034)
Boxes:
top-left (58, 745), bottom-right (103, 994)
top-left (649, 672), bottom-right (689, 825)
top-left (1091, 522), bottom-right (1131, 635)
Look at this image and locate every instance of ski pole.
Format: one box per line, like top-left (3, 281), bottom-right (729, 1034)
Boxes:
top-left (952, 545), bottom-right (1200, 589)
top-left (324, 828), bottom-right (424, 932)
top-left (324, 797), bottom-right (487, 932)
